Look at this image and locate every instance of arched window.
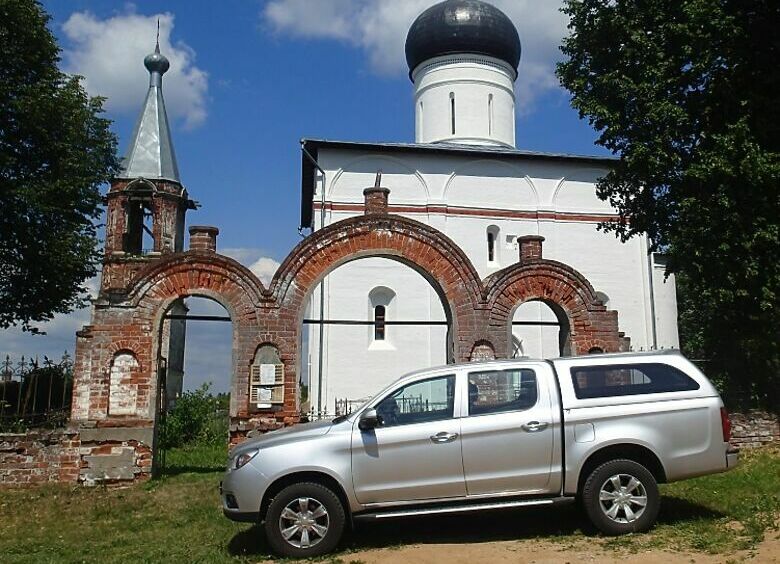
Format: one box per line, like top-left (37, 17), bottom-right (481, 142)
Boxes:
top-left (368, 286), bottom-right (396, 346)
top-left (488, 93), bottom-right (494, 136)
top-left (487, 225), bottom-right (500, 265)
top-left (449, 92), bottom-right (456, 134)
top-left (374, 305), bottom-right (386, 341)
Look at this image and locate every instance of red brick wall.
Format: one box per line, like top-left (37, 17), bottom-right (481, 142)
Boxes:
top-left (0, 430), bottom-right (79, 486)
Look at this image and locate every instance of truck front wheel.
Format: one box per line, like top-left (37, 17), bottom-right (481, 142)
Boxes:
top-left (264, 482), bottom-right (346, 558)
top-left (581, 459), bottom-right (660, 535)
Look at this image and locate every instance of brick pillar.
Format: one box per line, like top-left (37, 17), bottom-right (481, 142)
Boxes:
top-left (363, 187), bottom-right (390, 215)
top-left (518, 235), bottom-right (545, 264)
top-left (189, 225), bottom-right (219, 252)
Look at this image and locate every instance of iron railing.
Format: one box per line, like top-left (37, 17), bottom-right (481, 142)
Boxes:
top-left (0, 353), bottom-right (73, 432)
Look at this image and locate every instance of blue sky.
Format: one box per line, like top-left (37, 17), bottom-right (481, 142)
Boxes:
top-left (1, 0), bottom-right (610, 391)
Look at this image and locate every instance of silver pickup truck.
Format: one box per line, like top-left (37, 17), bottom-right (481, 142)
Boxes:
top-left (221, 351), bottom-right (738, 558)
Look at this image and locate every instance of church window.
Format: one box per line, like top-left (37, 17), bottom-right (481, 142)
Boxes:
top-left (488, 93), bottom-right (494, 136)
top-left (449, 92), bottom-right (456, 134)
top-left (369, 286), bottom-right (395, 346)
top-left (374, 305), bottom-right (386, 341)
top-left (487, 225), bottom-right (500, 264)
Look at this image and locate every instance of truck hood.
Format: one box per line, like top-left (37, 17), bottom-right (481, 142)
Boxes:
top-left (230, 419), bottom-right (337, 456)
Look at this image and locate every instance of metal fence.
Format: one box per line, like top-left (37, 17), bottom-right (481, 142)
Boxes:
top-left (0, 354), bottom-right (73, 432)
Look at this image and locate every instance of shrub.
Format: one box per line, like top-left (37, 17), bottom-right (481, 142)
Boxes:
top-left (159, 383), bottom-right (228, 449)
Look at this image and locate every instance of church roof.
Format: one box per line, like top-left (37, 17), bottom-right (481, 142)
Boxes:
top-left (405, 0), bottom-right (522, 78)
top-left (299, 138), bottom-right (617, 229)
top-left (117, 43), bottom-right (180, 183)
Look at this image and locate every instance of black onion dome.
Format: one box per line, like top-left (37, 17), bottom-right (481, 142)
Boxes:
top-left (405, 0), bottom-right (521, 77)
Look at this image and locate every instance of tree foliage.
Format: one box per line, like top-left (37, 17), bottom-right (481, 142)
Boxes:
top-left (557, 0), bottom-right (779, 409)
top-left (0, 0), bottom-right (117, 332)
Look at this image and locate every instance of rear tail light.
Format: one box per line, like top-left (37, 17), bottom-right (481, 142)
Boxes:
top-left (720, 407), bottom-right (732, 443)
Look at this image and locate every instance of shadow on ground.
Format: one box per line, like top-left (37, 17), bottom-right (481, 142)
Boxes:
top-left (159, 465), bottom-right (223, 477)
top-left (226, 495), bottom-right (725, 558)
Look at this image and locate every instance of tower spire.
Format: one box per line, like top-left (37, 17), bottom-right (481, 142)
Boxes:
top-left (117, 36), bottom-right (180, 182)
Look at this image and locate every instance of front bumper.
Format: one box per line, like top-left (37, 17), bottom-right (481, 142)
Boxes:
top-left (219, 464), bottom-right (268, 523)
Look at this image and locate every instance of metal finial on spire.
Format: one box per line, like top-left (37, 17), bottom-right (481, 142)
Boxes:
top-left (374, 170), bottom-right (383, 188)
top-left (144, 21), bottom-right (170, 79)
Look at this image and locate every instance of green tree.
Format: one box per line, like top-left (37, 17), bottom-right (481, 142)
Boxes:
top-left (0, 0), bottom-right (117, 332)
top-left (557, 0), bottom-right (779, 409)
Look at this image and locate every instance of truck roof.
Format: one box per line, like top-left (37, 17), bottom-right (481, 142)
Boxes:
top-left (403, 349), bottom-right (684, 378)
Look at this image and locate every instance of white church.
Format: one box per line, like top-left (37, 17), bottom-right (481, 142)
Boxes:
top-left (299, 0), bottom-right (679, 417)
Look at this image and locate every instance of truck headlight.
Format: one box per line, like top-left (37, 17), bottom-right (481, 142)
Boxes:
top-left (234, 449), bottom-right (259, 470)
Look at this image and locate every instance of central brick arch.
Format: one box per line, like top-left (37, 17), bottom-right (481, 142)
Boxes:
top-left (127, 252), bottom-right (267, 418)
top-left (485, 236), bottom-right (623, 357)
top-left (268, 208), bottom-right (486, 363)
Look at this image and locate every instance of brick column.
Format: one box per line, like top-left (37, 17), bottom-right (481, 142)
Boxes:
top-left (517, 235), bottom-right (544, 264)
top-left (363, 187), bottom-right (390, 215)
top-left (189, 225), bottom-right (219, 253)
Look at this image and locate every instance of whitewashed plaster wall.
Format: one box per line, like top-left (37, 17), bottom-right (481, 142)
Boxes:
top-left (303, 147), bottom-right (679, 414)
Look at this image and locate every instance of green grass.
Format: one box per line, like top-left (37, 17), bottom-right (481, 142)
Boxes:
top-left (0, 445), bottom-right (777, 563)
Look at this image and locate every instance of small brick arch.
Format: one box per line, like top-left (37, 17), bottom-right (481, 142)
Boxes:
top-left (485, 259), bottom-right (622, 357)
top-left (470, 340), bottom-right (497, 361)
top-left (129, 253), bottom-right (265, 319)
top-left (126, 254), bottom-right (270, 418)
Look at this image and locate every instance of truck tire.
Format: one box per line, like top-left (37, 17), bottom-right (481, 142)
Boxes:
top-left (264, 482), bottom-right (346, 558)
top-left (581, 459), bottom-right (660, 535)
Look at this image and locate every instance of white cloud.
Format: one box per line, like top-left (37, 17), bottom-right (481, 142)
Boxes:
top-left (249, 257), bottom-right (281, 286)
top-left (221, 248), bottom-right (281, 286)
top-left (262, 0), bottom-right (568, 113)
top-left (61, 10), bottom-right (208, 128)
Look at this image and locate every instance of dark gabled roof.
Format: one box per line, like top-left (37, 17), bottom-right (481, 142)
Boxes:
top-left (299, 138), bottom-right (617, 229)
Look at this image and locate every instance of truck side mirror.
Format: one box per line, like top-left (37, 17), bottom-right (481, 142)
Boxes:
top-left (358, 408), bottom-right (381, 431)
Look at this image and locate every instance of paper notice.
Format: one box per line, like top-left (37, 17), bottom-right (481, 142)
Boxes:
top-left (259, 364), bottom-right (276, 385)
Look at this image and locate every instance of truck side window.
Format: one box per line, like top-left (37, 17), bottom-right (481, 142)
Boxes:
top-left (467, 369), bottom-right (537, 416)
top-left (375, 374), bottom-right (456, 427)
top-left (570, 362), bottom-right (700, 399)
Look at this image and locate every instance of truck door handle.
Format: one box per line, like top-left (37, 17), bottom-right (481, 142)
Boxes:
top-left (522, 421), bottom-right (548, 433)
top-left (430, 432), bottom-right (458, 443)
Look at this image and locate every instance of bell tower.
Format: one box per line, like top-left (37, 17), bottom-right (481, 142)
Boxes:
top-left (102, 41), bottom-right (196, 292)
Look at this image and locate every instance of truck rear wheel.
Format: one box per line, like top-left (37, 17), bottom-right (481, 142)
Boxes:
top-left (264, 482), bottom-right (346, 558)
top-left (582, 459), bottom-right (660, 535)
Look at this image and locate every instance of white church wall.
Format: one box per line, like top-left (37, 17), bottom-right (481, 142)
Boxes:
top-left (443, 159), bottom-right (537, 210)
top-left (511, 302), bottom-right (560, 358)
top-left (652, 256), bottom-right (680, 349)
top-left (305, 257), bottom-right (447, 415)
top-left (305, 146), bottom-right (679, 413)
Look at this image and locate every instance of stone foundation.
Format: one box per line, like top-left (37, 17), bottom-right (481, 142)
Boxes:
top-left (0, 426), bottom-right (153, 487)
top-left (0, 430), bottom-right (80, 486)
top-left (729, 410), bottom-right (779, 449)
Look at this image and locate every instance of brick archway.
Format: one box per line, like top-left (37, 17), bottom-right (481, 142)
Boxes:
top-left (128, 253), bottom-right (268, 419)
top-left (485, 237), bottom-right (622, 357)
top-left (268, 207), bottom-right (485, 364)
